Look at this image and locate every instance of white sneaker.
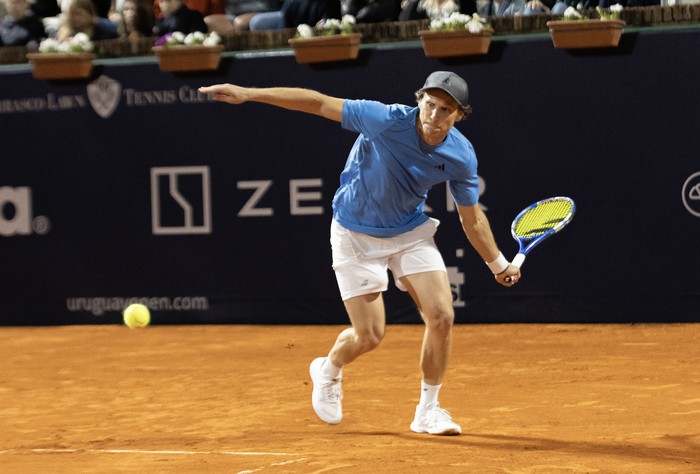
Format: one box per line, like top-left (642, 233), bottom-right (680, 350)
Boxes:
top-left (410, 404), bottom-right (462, 435)
top-left (309, 357), bottom-right (343, 424)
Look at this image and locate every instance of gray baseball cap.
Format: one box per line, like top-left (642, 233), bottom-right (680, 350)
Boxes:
top-left (420, 71), bottom-right (469, 107)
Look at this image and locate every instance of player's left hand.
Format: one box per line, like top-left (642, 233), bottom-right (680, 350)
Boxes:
top-left (199, 84), bottom-right (249, 104)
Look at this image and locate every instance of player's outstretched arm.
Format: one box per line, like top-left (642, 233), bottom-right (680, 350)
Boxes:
top-left (198, 83), bottom-right (344, 122)
top-left (457, 204), bottom-right (521, 286)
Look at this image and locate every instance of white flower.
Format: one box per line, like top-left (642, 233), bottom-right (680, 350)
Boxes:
top-left (295, 15), bottom-right (356, 38)
top-left (429, 18), bottom-right (446, 30)
top-left (162, 31), bottom-right (221, 47)
top-left (296, 24), bottom-right (314, 38)
top-left (596, 3), bottom-right (623, 20)
top-left (191, 31), bottom-right (207, 43)
top-left (38, 34), bottom-right (93, 53)
top-left (429, 10), bottom-right (489, 32)
top-left (563, 6), bottom-right (584, 20)
top-left (467, 18), bottom-right (483, 33)
top-left (322, 19), bottom-right (341, 32)
top-left (72, 33), bottom-right (90, 45)
top-left (451, 13), bottom-right (472, 25)
top-left (171, 31), bottom-right (186, 43)
top-left (38, 38), bottom-right (60, 53)
top-left (202, 32), bottom-right (221, 46)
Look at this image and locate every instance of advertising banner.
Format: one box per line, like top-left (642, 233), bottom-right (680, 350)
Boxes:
top-left (1, 29), bottom-right (699, 324)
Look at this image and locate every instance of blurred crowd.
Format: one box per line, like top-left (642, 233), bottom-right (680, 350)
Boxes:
top-left (0, 0), bottom-right (675, 49)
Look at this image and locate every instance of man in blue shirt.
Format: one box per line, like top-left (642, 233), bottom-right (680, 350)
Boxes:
top-left (200, 71), bottom-right (520, 436)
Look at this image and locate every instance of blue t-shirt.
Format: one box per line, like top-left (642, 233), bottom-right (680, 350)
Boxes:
top-left (332, 99), bottom-right (480, 237)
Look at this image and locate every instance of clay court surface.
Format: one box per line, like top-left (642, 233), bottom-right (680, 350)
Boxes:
top-left (0, 323), bottom-right (698, 473)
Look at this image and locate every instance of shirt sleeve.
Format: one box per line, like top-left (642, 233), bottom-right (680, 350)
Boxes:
top-left (341, 99), bottom-right (411, 140)
top-left (448, 143), bottom-right (480, 206)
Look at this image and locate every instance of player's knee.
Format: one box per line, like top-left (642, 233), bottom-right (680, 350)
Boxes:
top-left (424, 306), bottom-right (455, 333)
top-left (355, 327), bottom-right (384, 352)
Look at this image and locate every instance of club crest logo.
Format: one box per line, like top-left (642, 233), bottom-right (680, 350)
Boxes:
top-left (87, 75), bottom-right (121, 119)
top-left (682, 171), bottom-right (700, 218)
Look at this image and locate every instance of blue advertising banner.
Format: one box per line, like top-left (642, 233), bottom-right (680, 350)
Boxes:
top-left (1, 28), bottom-right (699, 325)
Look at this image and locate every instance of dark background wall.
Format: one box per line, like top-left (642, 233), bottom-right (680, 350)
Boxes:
top-left (1, 28), bottom-right (699, 325)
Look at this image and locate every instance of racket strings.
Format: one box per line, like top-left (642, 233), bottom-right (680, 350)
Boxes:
top-left (514, 200), bottom-right (573, 238)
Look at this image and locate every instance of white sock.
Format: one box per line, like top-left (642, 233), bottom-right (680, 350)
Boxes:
top-left (418, 381), bottom-right (441, 409)
top-left (322, 358), bottom-right (342, 380)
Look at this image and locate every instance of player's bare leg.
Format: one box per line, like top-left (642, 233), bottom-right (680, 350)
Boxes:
top-left (310, 292), bottom-right (386, 424)
top-left (402, 271), bottom-right (462, 435)
top-left (330, 292), bottom-right (387, 366)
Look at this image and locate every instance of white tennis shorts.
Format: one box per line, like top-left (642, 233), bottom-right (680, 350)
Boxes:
top-left (330, 218), bottom-right (447, 301)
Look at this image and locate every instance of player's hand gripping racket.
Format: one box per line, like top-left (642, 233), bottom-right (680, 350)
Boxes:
top-left (504, 197), bottom-right (576, 283)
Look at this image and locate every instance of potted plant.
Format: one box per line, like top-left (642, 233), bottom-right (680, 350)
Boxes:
top-left (26, 34), bottom-right (96, 80)
top-left (152, 31), bottom-right (224, 72)
top-left (418, 12), bottom-right (494, 58)
top-left (547, 4), bottom-right (625, 49)
top-left (288, 15), bottom-right (362, 64)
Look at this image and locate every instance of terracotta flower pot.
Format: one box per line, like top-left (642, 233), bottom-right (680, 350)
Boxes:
top-left (26, 52), bottom-right (95, 80)
top-left (546, 19), bottom-right (625, 49)
top-left (152, 45), bottom-right (224, 72)
top-left (418, 28), bottom-right (494, 58)
top-left (288, 33), bottom-right (362, 64)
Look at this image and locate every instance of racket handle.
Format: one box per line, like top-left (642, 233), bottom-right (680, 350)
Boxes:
top-left (504, 253), bottom-right (525, 284)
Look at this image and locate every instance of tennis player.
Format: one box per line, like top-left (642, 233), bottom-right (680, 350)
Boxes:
top-left (199, 71), bottom-right (520, 436)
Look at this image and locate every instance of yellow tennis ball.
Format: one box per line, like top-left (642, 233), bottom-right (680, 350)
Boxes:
top-left (123, 304), bottom-right (150, 329)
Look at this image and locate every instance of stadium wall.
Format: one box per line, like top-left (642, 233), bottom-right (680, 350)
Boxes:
top-left (1, 27), bottom-right (699, 325)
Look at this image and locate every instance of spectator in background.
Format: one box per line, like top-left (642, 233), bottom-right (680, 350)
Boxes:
top-left (153, 0), bottom-right (207, 35)
top-left (57, 0), bottom-right (118, 40)
top-left (246, 0), bottom-right (340, 31)
top-left (204, 0), bottom-right (282, 34)
top-left (400, 0), bottom-right (475, 21)
top-left (31, 0), bottom-right (61, 19)
top-left (550, 0), bottom-right (658, 15)
top-left (152, 0), bottom-right (224, 21)
top-left (341, 0), bottom-right (400, 22)
top-left (550, 0), bottom-right (593, 14)
top-left (116, 0), bottom-right (153, 38)
top-left (1, 0), bottom-right (46, 47)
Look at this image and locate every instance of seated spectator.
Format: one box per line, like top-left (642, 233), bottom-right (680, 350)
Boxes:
top-left (399, 0), bottom-right (475, 21)
top-left (205, 0), bottom-right (282, 34)
top-left (550, 0), bottom-right (657, 14)
top-left (153, 0), bottom-right (207, 35)
top-left (524, 0), bottom-right (552, 14)
top-left (0, 0), bottom-right (46, 47)
top-left (550, 0), bottom-right (593, 14)
top-left (153, 0), bottom-right (224, 21)
top-left (341, 0), bottom-right (400, 23)
top-left (31, 0), bottom-right (61, 19)
top-left (116, 0), bottom-right (153, 38)
top-left (246, 0), bottom-right (340, 31)
top-left (478, 0), bottom-right (525, 16)
top-left (57, 0), bottom-right (119, 40)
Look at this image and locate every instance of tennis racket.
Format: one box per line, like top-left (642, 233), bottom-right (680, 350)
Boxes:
top-left (504, 196), bottom-right (576, 283)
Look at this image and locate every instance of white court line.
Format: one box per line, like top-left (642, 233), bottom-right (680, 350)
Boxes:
top-left (237, 458), bottom-right (308, 474)
top-left (0, 448), bottom-right (293, 456)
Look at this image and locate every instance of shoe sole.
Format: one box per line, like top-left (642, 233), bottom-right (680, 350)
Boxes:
top-left (410, 426), bottom-right (461, 436)
top-left (410, 421), bottom-right (461, 436)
